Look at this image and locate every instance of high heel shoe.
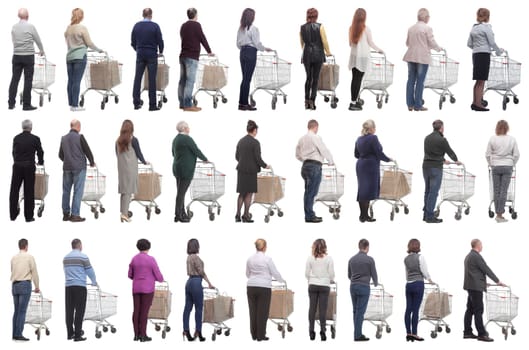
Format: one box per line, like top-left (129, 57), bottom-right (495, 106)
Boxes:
top-left (182, 331), bottom-right (195, 341)
top-left (235, 215), bottom-right (241, 223)
top-left (242, 214), bottom-right (254, 223)
top-left (120, 214), bottom-right (131, 223)
top-left (406, 335), bottom-right (415, 342)
top-left (309, 331), bottom-right (316, 340)
top-left (320, 331), bottom-right (327, 341)
top-left (194, 331), bottom-right (206, 342)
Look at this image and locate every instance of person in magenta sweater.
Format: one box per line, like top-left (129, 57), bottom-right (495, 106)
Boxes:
top-left (128, 239), bottom-right (164, 342)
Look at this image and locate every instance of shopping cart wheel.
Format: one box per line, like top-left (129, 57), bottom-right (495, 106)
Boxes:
top-left (331, 325), bottom-right (336, 339)
top-left (94, 211), bottom-right (99, 219)
top-left (385, 95), bottom-right (389, 104)
top-left (103, 96), bottom-right (109, 103)
top-left (146, 208), bottom-right (152, 220)
top-left (95, 331), bottom-right (102, 339)
top-left (155, 207), bottom-right (161, 215)
top-left (272, 96), bottom-right (277, 110)
top-left (455, 212), bottom-right (462, 220)
top-left (287, 325), bottom-right (293, 332)
top-left (163, 96), bottom-right (168, 103)
top-left (155, 325), bottom-right (161, 332)
top-left (437, 326), bottom-right (443, 332)
top-left (357, 98), bottom-right (364, 106)
top-left (333, 212), bottom-right (340, 220)
top-left (209, 213), bottom-right (215, 221)
top-left (329, 208), bottom-right (334, 214)
top-left (128, 211), bottom-right (133, 218)
top-left (111, 327), bottom-right (116, 334)
top-left (103, 326), bottom-right (108, 333)
top-left (269, 210), bottom-right (275, 217)
top-left (481, 99), bottom-right (488, 107)
top-left (377, 100), bottom-right (383, 109)
top-left (100, 206), bottom-right (106, 213)
top-left (375, 329), bottom-right (382, 339)
top-left (115, 96), bottom-right (119, 104)
top-left (445, 326), bottom-right (451, 333)
top-left (79, 96), bottom-right (85, 107)
top-left (438, 99), bottom-right (443, 110)
top-left (225, 329), bottom-right (230, 336)
top-left (464, 208), bottom-right (470, 215)
top-left (386, 326), bottom-right (391, 333)
top-left (513, 97), bottom-right (519, 104)
top-left (158, 100), bottom-right (163, 109)
top-left (331, 101), bottom-right (337, 109)
top-left (324, 96), bottom-right (330, 102)
top-left (212, 333), bottom-right (216, 341)
top-left (187, 210), bottom-right (194, 218)
top-left (390, 211), bottom-right (395, 221)
top-left (49, 93), bottom-right (52, 102)
top-left (502, 97), bottom-right (508, 111)
top-left (217, 207), bottom-right (221, 215)
top-left (395, 207), bottom-right (400, 214)
top-left (512, 212), bottom-right (518, 220)
top-left (264, 215), bottom-right (270, 223)
top-left (434, 209), bottom-right (440, 218)
top-left (39, 95), bottom-right (44, 107)
top-left (450, 96), bottom-right (456, 104)
top-left (37, 206), bottom-right (44, 217)
top-left (165, 326), bottom-right (171, 332)
top-left (282, 329), bottom-right (286, 338)
top-left (213, 100), bottom-right (218, 109)
top-left (404, 206), bottom-right (409, 215)
top-left (488, 210), bottom-right (494, 218)
top-left (100, 101), bottom-right (105, 110)
top-left (283, 95), bottom-right (287, 104)
top-left (162, 330), bottom-right (166, 339)
top-left (277, 210), bottom-right (284, 217)
top-left (511, 328), bottom-right (516, 335)
top-left (216, 329), bottom-right (222, 335)
top-left (36, 329), bottom-right (41, 340)
top-left (222, 97), bottom-right (228, 104)
top-left (431, 331), bottom-right (437, 339)
top-left (278, 325), bottom-right (283, 332)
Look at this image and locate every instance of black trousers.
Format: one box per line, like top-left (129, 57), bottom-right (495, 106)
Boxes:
top-left (304, 62), bottom-right (323, 100)
top-left (464, 289), bottom-right (487, 337)
top-left (351, 67), bottom-right (365, 102)
top-left (308, 284), bottom-right (330, 332)
top-left (9, 54), bottom-right (35, 107)
top-left (247, 286), bottom-right (271, 341)
top-left (9, 162), bottom-right (35, 221)
top-left (175, 177), bottom-right (192, 218)
top-left (239, 46), bottom-right (257, 105)
top-left (65, 286), bottom-right (87, 339)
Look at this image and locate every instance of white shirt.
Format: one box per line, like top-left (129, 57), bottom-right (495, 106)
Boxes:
top-left (246, 251), bottom-right (283, 288)
top-left (305, 255), bottom-right (335, 286)
top-left (236, 25), bottom-right (265, 51)
top-left (348, 26), bottom-right (381, 72)
top-left (486, 135), bottom-right (520, 166)
top-left (295, 130), bottom-right (334, 164)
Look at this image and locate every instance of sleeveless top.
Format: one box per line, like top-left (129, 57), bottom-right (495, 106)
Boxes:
top-left (300, 22), bottom-right (325, 64)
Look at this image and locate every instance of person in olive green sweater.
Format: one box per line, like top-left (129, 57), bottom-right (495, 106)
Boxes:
top-left (172, 121), bottom-right (208, 222)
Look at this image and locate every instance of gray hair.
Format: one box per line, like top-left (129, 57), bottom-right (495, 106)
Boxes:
top-left (18, 8), bottom-right (28, 19)
top-left (417, 8), bottom-right (429, 22)
top-left (361, 119), bottom-right (376, 136)
top-left (22, 119), bottom-right (32, 131)
top-left (176, 121), bottom-right (189, 133)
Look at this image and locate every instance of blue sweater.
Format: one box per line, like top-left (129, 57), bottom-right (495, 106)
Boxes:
top-left (63, 249), bottom-right (97, 287)
top-left (131, 19), bottom-right (164, 58)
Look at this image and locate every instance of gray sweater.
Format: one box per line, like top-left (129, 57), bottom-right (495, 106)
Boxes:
top-left (486, 135), bottom-right (520, 167)
top-left (467, 23), bottom-right (502, 55)
top-left (12, 20), bottom-right (43, 55)
top-left (348, 251), bottom-right (378, 286)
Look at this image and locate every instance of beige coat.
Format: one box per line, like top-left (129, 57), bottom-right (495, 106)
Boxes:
top-left (402, 21), bottom-right (441, 65)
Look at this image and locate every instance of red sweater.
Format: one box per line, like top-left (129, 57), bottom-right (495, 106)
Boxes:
top-left (179, 20), bottom-right (211, 60)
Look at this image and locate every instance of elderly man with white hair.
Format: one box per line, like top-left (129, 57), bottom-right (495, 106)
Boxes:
top-left (172, 121), bottom-right (208, 222)
top-left (8, 8), bottom-right (44, 111)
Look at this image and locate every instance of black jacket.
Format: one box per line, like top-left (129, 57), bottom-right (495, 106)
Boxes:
top-left (300, 22), bottom-right (325, 64)
top-left (423, 130), bottom-right (458, 168)
top-left (463, 249), bottom-right (499, 292)
top-left (12, 131), bottom-right (44, 165)
top-left (235, 135), bottom-right (267, 173)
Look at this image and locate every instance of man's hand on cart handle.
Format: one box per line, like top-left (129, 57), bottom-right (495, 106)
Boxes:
top-left (207, 52), bottom-right (215, 57)
top-left (38, 51), bottom-right (44, 56)
top-left (34, 288), bottom-right (40, 293)
top-left (265, 47), bottom-right (273, 52)
top-left (208, 283), bottom-right (215, 289)
top-left (266, 164), bottom-right (271, 169)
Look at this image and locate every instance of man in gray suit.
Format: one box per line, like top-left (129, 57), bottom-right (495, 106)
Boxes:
top-left (463, 239), bottom-right (505, 342)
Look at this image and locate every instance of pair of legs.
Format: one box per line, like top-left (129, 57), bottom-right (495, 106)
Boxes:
top-left (472, 52), bottom-right (490, 109)
top-left (247, 286), bottom-right (271, 341)
top-left (66, 56), bottom-right (87, 108)
top-left (65, 286), bottom-right (87, 340)
top-left (175, 177), bottom-right (192, 220)
top-left (358, 200), bottom-right (373, 222)
top-left (9, 162), bottom-right (36, 221)
top-left (350, 67), bottom-right (365, 108)
top-left (301, 162), bottom-right (322, 220)
top-left (303, 61), bottom-right (323, 108)
top-left (492, 166), bottom-right (513, 219)
top-left (62, 169), bottom-right (87, 218)
top-left (422, 167), bottom-right (443, 220)
top-left (236, 192), bottom-right (253, 219)
top-left (12, 280), bottom-right (32, 338)
top-left (238, 46), bottom-right (257, 106)
top-left (8, 54), bottom-right (35, 108)
top-left (464, 290), bottom-right (487, 337)
top-left (406, 62), bottom-right (429, 110)
top-left (132, 55), bottom-right (158, 109)
top-left (178, 57), bottom-right (199, 108)
top-left (120, 193), bottom-right (132, 217)
top-left (308, 284), bottom-right (330, 335)
top-left (350, 283), bottom-right (370, 340)
top-left (132, 292), bottom-right (154, 338)
top-left (183, 277), bottom-right (204, 333)
top-left (404, 281), bottom-right (425, 336)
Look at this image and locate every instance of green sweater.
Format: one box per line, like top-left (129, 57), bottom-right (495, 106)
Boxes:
top-left (172, 133), bottom-right (207, 180)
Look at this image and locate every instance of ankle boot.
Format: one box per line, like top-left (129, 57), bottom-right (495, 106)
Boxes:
top-left (182, 330), bottom-right (195, 341)
top-left (320, 330), bottom-right (327, 341)
top-left (194, 331), bottom-right (206, 342)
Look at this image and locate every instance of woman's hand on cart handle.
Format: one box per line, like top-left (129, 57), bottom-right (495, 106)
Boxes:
top-left (265, 48), bottom-right (274, 52)
top-left (427, 279), bottom-right (434, 285)
top-left (208, 283), bottom-right (215, 289)
top-left (265, 164), bottom-right (272, 170)
top-left (37, 51), bottom-right (45, 56)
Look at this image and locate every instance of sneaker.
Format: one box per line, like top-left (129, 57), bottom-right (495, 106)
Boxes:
top-left (183, 106), bottom-right (202, 112)
top-left (425, 218), bottom-right (443, 223)
top-left (348, 102), bottom-right (362, 111)
top-left (8, 104), bottom-right (15, 110)
top-left (495, 217), bottom-right (508, 223)
top-left (71, 106), bottom-right (85, 112)
top-left (69, 215), bottom-right (86, 222)
top-left (354, 335), bottom-right (370, 341)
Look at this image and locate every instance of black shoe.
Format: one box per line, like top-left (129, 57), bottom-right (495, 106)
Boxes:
top-left (69, 215), bottom-right (86, 222)
top-left (174, 216), bottom-right (179, 223)
top-left (25, 218), bottom-right (35, 223)
top-left (23, 105), bottom-right (37, 111)
top-left (238, 104), bottom-right (257, 111)
top-left (305, 217), bottom-right (323, 223)
top-left (235, 215), bottom-right (241, 223)
top-left (242, 214), bottom-right (254, 223)
top-left (257, 337), bottom-right (269, 341)
top-left (194, 331), bottom-right (205, 342)
top-left (63, 213), bottom-right (71, 221)
top-left (149, 106), bottom-right (160, 111)
top-left (8, 104), bottom-right (15, 110)
top-left (320, 331), bottom-right (327, 341)
top-left (354, 335), bottom-right (370, 341)
top-left (359, 216), bottom-right (367, 223)
top-left (348, 102), bottom-right (362, 111)
top-left (412, 335), bottom-right (424, 341)
top-left (406, 335), bottom-right (415, 342)
top-left (470, 104), bottom-right (489, 112)
top-left (425, 218), bottom-right (443, 223)
top-left (134, 104), bottom-right (142, 110)
top-left (477, 335), bottom-right (494, 342)
top-left (183, 331), bottom-right (195, 341)
top-left (139, 336), bottom-right (152, 342)
top-left (73, 337), bottom-right (86, 342)
top-left (179, 216), bottom-right (190, 223)
top-left (13, 336), bottom-right (30, 341)
top-left (309, 331), bottom-right (316, 340)
top-left (134, 335), bottom-right (140, 341)
top-left (463, 333), bottom-right (478, 339)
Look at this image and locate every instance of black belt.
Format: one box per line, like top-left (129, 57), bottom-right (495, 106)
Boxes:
top-left (241, 45), bottom-right (257, 50)
top-left (13, 280), bottom-right (30, 284)
top-left (303, 159), bottom-right (322, 166)
top-left (189, 275), bottom-right (202, 278)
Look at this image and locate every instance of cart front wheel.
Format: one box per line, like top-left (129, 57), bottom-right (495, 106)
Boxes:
top-left (162, 330), bottom-right (166, 339)
top-left (37, 207), bottom-right (44, 217)
top-left (511, 328), bottom-right (516, 335)
top-left (99, 206), bottom-right (106, 213)
top-left (111, 327), bottom-right (116, 334)
top-left (95, 331), bottom-right (102, 339)
top-left (434, 210), bottom-right (440, 218)
top-left (450, 96), bottom-right (456, 104)
top-left (464, 208), bottom-right (470, 215)
top-left (101, 101), bottom-right (105, 110)
top-left (272, 97), bottom-right (277, 110)
top-left (386, 326), bottom-right (391, 333)
top-left (390, 211), bottom-right (395, 221)
top-left (278, 325), bottom-right (283, 332)
top-left (395, 206), bottom-right (400, 214)
top-left (36, 329), bottom-right (41, 341)
top-left (376, 330), bottom-right (382, 339)
top-left (94, 211), bottom-right (99, 219)
top-left (283, 95), bottom-right (287, 104)
top-left (115, 96), bottom-right (119, 104)
top-left (162, 96), bottom-right (168, 103)
top-left (165, 326), bottom-right (171, 332)
top-left (357, 98), bottom-right (364, 106)
top-left (455, 212), bottom-right (462, 220)
top-left (439, 98), bottom-right (443, 110)
top-left (333, 213), bottom-right (340, 220)
top-left (103, 326), bottom-right (108, 333)
top-left (377, 100), bottom-right (383, 109)
top-left (324, 96), bottom-right (330, 103)
top-left (437, 326), bottom-right (443, 333)
top-left (193, 98), bottom-right (198, 107)
top-left (155, 207), bottom-right (161, 215)
top-left (512, 212), bottom-right (518, 220)
top-left (287, 325), bottom-right (293, 332)
top-left (331, 326), bottom-right (336, 339)
top-left (155, 325), bottom-right (161, 332)
top-left (213, 100), bottom-right (218, 109)
top-left (513, 97), bottom-right (519, 104)
top-left (39, 95), bottom-right (44, 107)
top-left (331, 102), bottom-right (337, 109)
top-left (489, 210), bottom-right (495, 218)
top-left (404, 206), bottom-right (410, 215)
top-left (431, 331), bottom-right (437, 339)
top-left (212, 333), bottom-right (216, 341)
top-left (209, 213), bottom-right (215, 221)
top-left (187, 210), bottom-right (194, 218)
top-left (158, 101), bottom-right (163, 109)
top-left (264, 215), bottom-right (270, 223)
top-left (282, 329), bottom-right (285, 338)
top-left (225, 330), bottom-right (230, 336)
top-left (277, 210), bottom-right (284, 217)
top-left (445, 326), bottom-right (451, 333)
top-left (79, 96), bottom-right (85, 107)
top-left (222, 97), bottom-right (228, 104)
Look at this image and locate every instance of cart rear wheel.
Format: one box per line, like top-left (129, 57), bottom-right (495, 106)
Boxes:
top-left (213, 100), bottom-right (218, 109)
top-left (100, 206), bottom-right (106, 213)
top-left (369, 206), bottom-right (374, 218)
top-left (277, 210), bottom-right (284, 217)
top-left (513, 97), bottom-right (519, 104)
top-left (94, 211), bottom-right (99, 219)
top-left (282, 329), bottom-right (286, 338)
top-left (395, 207), bottom-right (400, 214)
top-left (165, 326), bottom-right (171, 332)
top-left (437, 326), bottom-right (443, 332)
top-left (155, 207), bottom-right (161, 215)
top-left (39, 95), bottom-right (44, 107)
top-left (278, 325), bottom-right (283, 332)
top-left (283, 95), bottom-right (287, 104)
top-left (450, 96), bottom-right (456, 104)
top-left (445, 326), bottom-right (451, 333)
top-left (434, 210), bottom-right (440, 218)
top-left (212, 333), bottom-right (216, 341)
top-left (264, 215), bottom-right (270, 223)
top-left (96, 331), bottom-right (102, 339)
top-left (216, 329), bottom-right (222, 335)
top-left (385, 95), bottom-right (389, 103)
top-left (375, 330), bottom-right (382, 339)
top-left (464, 208), bottom-right (470, 215)
top-left (111, 327), bottom-right (116, 334)
top-left (455, 212), bottom-right (462, 220)
top-left (158, 101), bottom-right (163, 109)
top-left (36, 329), bottom-right (41, 341)
top-left (324, 96), bottom-right (330, 103)
top-left (287, 325), bottom-right (293, 332)
top-left (49, 93), bottom-right (52, 102)
top-left (431, 331), bottom-right (437, 339)
top-left (103, 326), bottom-right (108, 332)
top-left (488, 210), bottom-right (495, 218)
top-left (187, 210), bottom-right (194, 218)
top-left (439, 98), bottom-right (443, 110)
top-left (390, 211), bottom-right (395, 221)
top-left (331, 325), bottom-right (336, 339)
top-left (162, 330), bottom-right (166, 339)
top-left (193, 98), bottom-right (198, 106)
top-left (481, 99), bottom-right (488, 107)
top-left (333, 213), bottom-right (340, 220)
top-left (404, 206), bottom-right (409, 215)
top-left (101, 101), bottom-right (105, 110)
top-left (128, 211), bottom-right (133, 218)
top-left (209, 213), bottom-right (215, 221)
top-left (329, 208), bottom-right (334, 214)
top-left (222, 97), bottom-right (228, 104)
top-left (147, 209), bottom-right (151, 220)
top-left (511, 328), bottom-right (516, 335)
top-left (155, 325), bottom-right (161, 332)
top-left (512, 212), bottom-right (518, 220)
top-left (272, 96), bottom-right (277, 110)
top-left (225, 330), bottom-right (230, 336)
top-left (115, 96), bottom-right (119, 104)
top-left (38, 207), bottom-right (44, 217)
top-left (377, 100), bottom-right (383, 109)
top-left (357, 98), bottom-right (364, 106)
top-left (331, 101), bottom-right (337, 109)
top-left (386, 326), bottom-right (391, 333)
top-left (163, 96), bottom-right (168, 103)
top-left (79, 96), bottom-right (85, 107)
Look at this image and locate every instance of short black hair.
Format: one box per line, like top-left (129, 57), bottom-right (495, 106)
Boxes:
top-left (71, 238), bottom-right (82, 249)
top-left (247, 120), bottom-right (258, 133)
top-left (137, 238), bottom-right (151, 251)
top-left (358, 238), bottom-right (369, 250)
top-left (187, 238), bottom-right (200, 254)
top-left (187, 8), bottom-right (197, 19)
top-left (143, 8), bottom-right (152, 18)
top-left (432, 119), bottom-right (444, 131)
top-left (18, 238), bottom-right (28, 250)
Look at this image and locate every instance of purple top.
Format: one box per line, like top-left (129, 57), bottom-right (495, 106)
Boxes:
top-left (128, 252), bottom-right (164, 294)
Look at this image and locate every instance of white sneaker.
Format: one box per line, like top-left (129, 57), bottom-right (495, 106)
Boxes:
top-left (495, 217), bottom-right (508, 223)
top-left (71, 106), bottom-right (85, 112)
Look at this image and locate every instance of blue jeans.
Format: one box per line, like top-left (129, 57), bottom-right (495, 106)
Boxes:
top-left (350, 284), bottom-right (370, 340)
top-left (183, 277), bottom-right (204, 332)
top-left (406, 62), bottom-right (429, 109)
top-left (62, 169), bottom-right (86, 216)
top-left (66, 56), bottom-right (87, 107)
top-left (178, 57), bottom-right (198, 108)
top-left (404, 281), bottom-right (425, 334)
top-left (133, 55), bottom-right (158, 108)
top-left (492, 166), bottom-right (513, 215)
top-left (423, 167), bottom-right (443, 220)
top-left (301, 162), bottom-right (322, 220)
top-left (12, 280), bottom-right (32, 338)
top-left (239, 46), bottom-right (257, 105)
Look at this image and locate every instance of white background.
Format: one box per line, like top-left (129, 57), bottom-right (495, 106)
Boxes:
top-left (0, 0), bottom-right (526, 349)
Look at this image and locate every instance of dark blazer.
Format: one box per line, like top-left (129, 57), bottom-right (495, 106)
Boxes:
top-left (463, 249), bottom-right (499, 292)
top-left (235, 135), bottom-right (267, 173)
top-left (172, 133), bottom-right (207, 180)
top-left (13, 131), bottom-right (44, 165)
top-left (300, 22), bottom-right (325, 64)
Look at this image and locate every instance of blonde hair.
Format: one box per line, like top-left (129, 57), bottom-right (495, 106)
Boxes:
top-left (255, 239), bottom-right (267, 252)
top-left (71, 8), bottom-right (84, 25)
top-left (361, 119), bottom-right (376, 136)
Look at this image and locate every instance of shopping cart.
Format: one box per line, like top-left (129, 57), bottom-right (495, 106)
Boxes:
top-left (424, 49), bottom-right (458, 110)
top-left (318, 55), bottom-right (339, 108)
top-left (488, 166), bottom-right (518, 220)
top-left (193, 54), bottom-right (228, 109)
top-left (80, 51), bottom-right (122, 110)
top-left (485, 284), bottom-right (518, 340)
top-left (19, 54), bottom-right (55, 107)
top-left (82, 166), bottom-right (106, 219)
top-left (143, 55), bottom-right (169, 109)
top-left (84, 285), bottom-right (117, 339)
top-left (130, 164), bottom-right (162, 220)
top-left (483, 51), bottom-right (521, 111)
top-left (186, 161), bottom-right (225, 221)
top-left (250, 51), bottom-right (291, 110)
top-left (419, 283), bottom-right (452, 338)
top-left (358, 51), bottom-right (393, 109)
top-left (315, 281), bottom-right (337, 339)
top-left (253, 168), bottom-right (285, 223)
top-left (17, 165), bottom-right (48, 218)
top-left (434, 163), bottom-right (475, 221)
top-left (203, 287), bottom-right (234, 341)
top-left (148, 281), bottom-right (172, 339)
top-left (364, 284), bottom-right (393, 339)
top-left (370, 161), bottom-right (412, 221)
top-left (268, 280), bottom-right (294, 338)
top-left (315, 164), bottom-right (344, 220)
top-left (25, 292), bottom-right (52, 340)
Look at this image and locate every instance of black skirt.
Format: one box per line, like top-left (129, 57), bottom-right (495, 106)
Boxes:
top-left (237, 171), bottom-right (258, 194)
top-left (472, 52), bottom-right (491, 80)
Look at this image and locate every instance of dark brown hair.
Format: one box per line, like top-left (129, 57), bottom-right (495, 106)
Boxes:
top-left (18, 238), bottom-right (28, 250)
top-left (117, 120), bottom-right (134, 153)
top-left (312, 238), bottom-right (327, 258)
top-left (143, 8), bottom-right (152, 18)
top-left (358, 238), bottom-right (369, 250)
top-left (240, 8), bottom-right (255, 30)
top-left (495, 120), bottom-right (509, 135)
top-left (247, 120), bottom-right (258, 133)
top-left (407, 238), bottom-right (421, 253)
top-left (187, 238), bottom-right (200, 255)
top-left (306, 8), bottom-right (318, 23)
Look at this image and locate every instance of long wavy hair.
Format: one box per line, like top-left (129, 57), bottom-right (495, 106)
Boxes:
top-left (117, 120), bottom-right (134, 153)
top-left (349, 8), bottom-right (366, 45)
top-left (312, 238), bottom-right (327, 258)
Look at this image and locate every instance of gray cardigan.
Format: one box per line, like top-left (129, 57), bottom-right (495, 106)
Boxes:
top-left (463, 249), bottom-right (499, 292)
